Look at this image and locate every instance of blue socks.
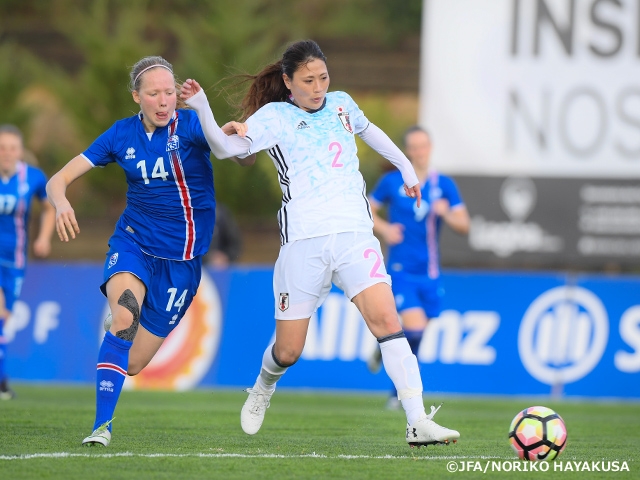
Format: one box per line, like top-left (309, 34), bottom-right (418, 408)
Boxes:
top-left (0, 319), bottom-right (6, 383)
top-left (93, 331), bottom-right (132, 431)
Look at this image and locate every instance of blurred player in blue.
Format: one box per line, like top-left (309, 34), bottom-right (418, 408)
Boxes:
top-left (182, 40), bottom-right (461, 448)
top-left (367, 126), bottom-right (470, 409)
top-left (47, 56), bottom-right (242, 447)
top-left (0, 125), bottom-right (55, 400)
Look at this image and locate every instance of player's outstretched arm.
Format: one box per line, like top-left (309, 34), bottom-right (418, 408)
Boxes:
top-left (221, 122), bottom-right (256, 166)
top-left (369, 197), bottom-right (404, 246)
top-left (32, 200), bottom-right (56, 257)
top-left (46, 155), bottom-right (92, 242)
top-left (359, 123), bottom-right (421, 207)
top-left (180, 79), bottom-right (251, 160)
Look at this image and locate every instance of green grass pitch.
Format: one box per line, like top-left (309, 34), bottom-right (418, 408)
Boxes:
top-left (0, 385), bottom-right (638, 479)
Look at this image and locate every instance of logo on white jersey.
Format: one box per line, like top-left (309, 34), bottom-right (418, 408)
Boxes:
top-left (296, 120), bottom-right (310, 130)
top-left (279, 293), bottom-right (289, 312)
top-left (166, 135), bottom-right (179, 151)
top-left (125, 147), bottom-right (136, 160)
top-left (337, 106), bottom-right (352, 133)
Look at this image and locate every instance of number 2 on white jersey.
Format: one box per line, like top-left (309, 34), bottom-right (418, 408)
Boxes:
top-left (137, 157), bottom-right (169, 184)
top-left (329, 142), bottom-right (343, 167)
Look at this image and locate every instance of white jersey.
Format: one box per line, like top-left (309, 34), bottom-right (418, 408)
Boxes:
top-left (245, 91), bottom-right (373, 244)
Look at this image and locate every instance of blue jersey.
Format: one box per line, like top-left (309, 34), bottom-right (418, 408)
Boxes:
top-left (371, 170), bottom-right (464, 277)
top-left (82, 110), bottom-right (215, 260)
top-left (0, 162), bottom-right (48, 269)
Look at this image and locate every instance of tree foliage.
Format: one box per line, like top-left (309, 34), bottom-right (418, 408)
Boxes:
top-left (0, 0), bottom-right (422, 220)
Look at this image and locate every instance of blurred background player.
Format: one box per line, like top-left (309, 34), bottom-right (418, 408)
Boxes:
top-left (182, 40), bottom-right (460, 447)
top-left (0, 124), bottom-right (55, 400)
top-left (367, 126), bottom-right (470, 409)
top-left (204, 203), bottom-right (242, 268)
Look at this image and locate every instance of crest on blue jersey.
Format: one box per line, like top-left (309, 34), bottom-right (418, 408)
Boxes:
top-left (166, 135), bottom-right (179, 151)
top-left (337, 106), bottom-right (353, 133)
top-left (108, 252), bottom-right (119, 269)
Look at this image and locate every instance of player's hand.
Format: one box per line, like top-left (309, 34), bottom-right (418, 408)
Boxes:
top-left (32, 237), bottom-right (52, 258)
top-left (222, 121), bottom-right (248, 137)
top-left (180, 79), bottom-right (202, 101)
top-left (404, 184), bottom-right (421, 208)
top-left (54, 202), bottom-right (80, 242)
top-left (383, 223), bottom-right (404, 246)
top-left (433, 198), bottom-right (450, 217)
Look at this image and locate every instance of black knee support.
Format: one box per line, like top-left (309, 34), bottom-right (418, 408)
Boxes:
top-left (377, 330), bottom-right (406, 343)
top-left (271, 345), bottom-right (297, 368)
top-left (115, 289), bottom-right (141, 341)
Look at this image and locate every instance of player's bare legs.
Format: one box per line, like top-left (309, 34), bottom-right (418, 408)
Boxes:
top-left (241, 319), bottom-right (310, 435)
top-left (353, 282), bottom-right (459, 447)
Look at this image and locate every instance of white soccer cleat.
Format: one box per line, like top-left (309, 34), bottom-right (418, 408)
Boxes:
top-left (385, 397), bottom-right (401, 411)
top-left (0, 378), bottom-right (16, 400)
top-left (241, 387), bottom-right (272, 435)
top-left (406, 406), bottom-right (460, 447)
top-left (82, 421), bottom-right (112, 447)
top-left (103, 313), bottom-right (112, 332)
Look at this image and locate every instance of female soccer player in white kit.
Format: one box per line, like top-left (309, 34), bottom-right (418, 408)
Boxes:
top-left (181, 40), bottom-right (460, 447)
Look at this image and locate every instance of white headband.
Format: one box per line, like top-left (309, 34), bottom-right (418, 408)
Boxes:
top-left (133, 64), bottom-right (173, 85)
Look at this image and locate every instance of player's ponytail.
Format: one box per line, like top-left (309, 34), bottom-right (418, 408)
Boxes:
top-left (237, 40), bottom-right (327, 120)
top-left (238, 61), bottom-right (288, 120)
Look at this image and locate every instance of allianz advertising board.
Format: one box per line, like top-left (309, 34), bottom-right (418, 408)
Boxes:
top-left (6, 264), bottom-right (640, 398)
top-left (421, 0), bottom-right (640, 269)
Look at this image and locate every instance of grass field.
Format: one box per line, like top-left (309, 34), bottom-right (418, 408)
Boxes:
top-left (0, 385), bottom-right (638, 479)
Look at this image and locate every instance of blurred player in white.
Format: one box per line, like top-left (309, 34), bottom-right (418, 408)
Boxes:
top-left (367, 126), bottom-right (470, 409)
top-left (181, 40), bottom-right (460, 447)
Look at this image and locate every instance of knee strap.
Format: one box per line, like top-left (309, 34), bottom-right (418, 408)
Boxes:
top-left (115, 289), bottom-right (141, 342)
top-left (272, 345), bottom-right (297, 368)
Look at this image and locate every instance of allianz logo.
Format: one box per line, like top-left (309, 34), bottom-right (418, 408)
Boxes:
top-left (300, 292), bottom-right (499, 365)
top-left (519, 285), bottom-right (640, 385)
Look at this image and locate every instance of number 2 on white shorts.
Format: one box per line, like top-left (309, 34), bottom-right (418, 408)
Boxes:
top-left (364, 248), bottom-right (385, 278)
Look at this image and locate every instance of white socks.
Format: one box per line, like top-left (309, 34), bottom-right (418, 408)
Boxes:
top-left (380, 336), bottom-right (426, 425)
top-left (256, 343), bottom-right (288, 394)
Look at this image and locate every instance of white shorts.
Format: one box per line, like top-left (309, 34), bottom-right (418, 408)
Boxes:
top-left (273, 231), bottom-right (391, 320)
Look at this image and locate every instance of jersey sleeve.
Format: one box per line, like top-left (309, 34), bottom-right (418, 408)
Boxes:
top-left (82, 122), bottom-right (119, 167)
top-left (441, 175), bottom-right (464, 208)
top-left (31, 167), bottom-right (48, 200)
top-left (370, 172), bottom-right (393, 204)
top-left (343, 92), bottom-right (369, 134)
top-left (245, 104), bottom-right (285, 155)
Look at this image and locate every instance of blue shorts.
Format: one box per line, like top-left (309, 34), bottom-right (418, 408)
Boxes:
top-left (390, 272), bottom-right (444, 319)
top-left (0, 264), bottom-right (24, 312)
top-left (101, 230), bottom-right (202, 338)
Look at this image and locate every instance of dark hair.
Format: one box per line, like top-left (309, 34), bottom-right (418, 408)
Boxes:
top-left (403, 125), bottom-right (431, 147)
top-left (0, 124), bottom-right (23, 142)
top-left (237, 40), bottom-right (327, 120)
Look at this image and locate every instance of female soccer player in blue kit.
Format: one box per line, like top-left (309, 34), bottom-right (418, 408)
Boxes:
top-left (367, 126), bottom-right (470, 409)
top-left (0, 125), bottom-right (55, 400)
top-left (46, 56), bottom-right (237, 446)
top-left (181, 40), bottom-right (460, 447)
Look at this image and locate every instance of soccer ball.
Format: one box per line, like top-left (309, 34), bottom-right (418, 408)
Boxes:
top-left (508, 406), bottom-right (567, 461)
